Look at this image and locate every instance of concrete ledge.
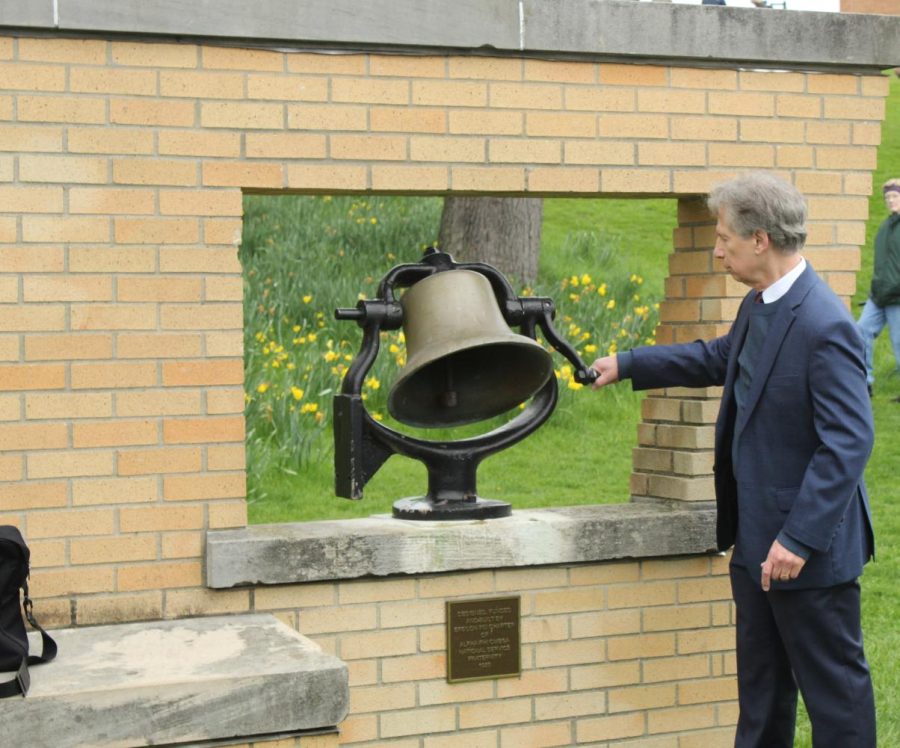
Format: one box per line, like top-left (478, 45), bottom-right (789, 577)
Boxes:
top-left (2, 0), bottom-right (899, 72)
top-left (207, 503), bottom-right (719, 588)
top-left (0, 614), bottom-right (349, 748)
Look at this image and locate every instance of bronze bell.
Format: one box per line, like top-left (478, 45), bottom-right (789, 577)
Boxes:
top-left (388, 269), bottom-right (554, 428)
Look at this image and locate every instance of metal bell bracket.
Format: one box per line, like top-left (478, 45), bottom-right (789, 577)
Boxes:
top-left (333, 248), bottom-right (598, 520)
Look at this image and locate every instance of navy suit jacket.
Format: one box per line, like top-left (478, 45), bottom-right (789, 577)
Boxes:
top-left (620, 264), bottom-right (875, 589)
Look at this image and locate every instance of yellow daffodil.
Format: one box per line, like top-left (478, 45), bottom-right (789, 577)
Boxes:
top-left (291, 386), bottom-right (304, 401)
top-left (606, 299), bottom-right (616, 310)
top-left (257, 382), bottom-right (270, 394)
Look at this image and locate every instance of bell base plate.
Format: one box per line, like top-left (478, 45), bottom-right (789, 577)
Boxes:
top-left (392, 497), bottom-right (512, 521)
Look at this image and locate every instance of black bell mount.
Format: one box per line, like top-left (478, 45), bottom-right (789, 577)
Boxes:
top-left (333, 248), bottom-right (598, 520)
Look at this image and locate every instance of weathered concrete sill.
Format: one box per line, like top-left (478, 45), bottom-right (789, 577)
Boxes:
top-left (206, 502), bottom-right (719, 588)
top-left (3, 0), bottom-right (899, 73)
top-left (0, 614), bottom-right (348, 748)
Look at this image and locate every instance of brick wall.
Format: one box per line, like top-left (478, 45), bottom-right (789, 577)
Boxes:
top-left (842, 0), bottom-right (900, 14)
top-left (0, 32), bottom-right (889, 746)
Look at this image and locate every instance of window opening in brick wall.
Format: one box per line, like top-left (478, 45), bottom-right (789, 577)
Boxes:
top-left (240, 194), bottom-right (676, 523)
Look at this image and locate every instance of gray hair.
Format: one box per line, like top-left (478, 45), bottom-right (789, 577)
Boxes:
top-left (707, 172), bottom-right (807, 253)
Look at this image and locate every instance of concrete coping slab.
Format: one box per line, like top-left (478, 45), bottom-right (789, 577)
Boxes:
top-left (2, 0), bottom-right (899, 73)
top-left (206, 502), bottom-right (720, 588)
top-left (0, 614), bottom-right (349, 748)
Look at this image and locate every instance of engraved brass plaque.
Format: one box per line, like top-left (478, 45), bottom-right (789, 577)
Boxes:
top-left (446, 596), bottom-right (521, 683)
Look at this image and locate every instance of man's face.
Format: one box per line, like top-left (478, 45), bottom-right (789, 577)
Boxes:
top-left (713, 209), bottom-right (762, 288)
top-left (885, 189), bottom-right (900, 214)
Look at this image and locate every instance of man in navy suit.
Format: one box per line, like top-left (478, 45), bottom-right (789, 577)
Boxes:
top-left (590, 172), bottom-right (875, 746)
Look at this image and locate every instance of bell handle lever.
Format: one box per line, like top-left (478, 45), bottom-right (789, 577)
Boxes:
top-left (530, 298), bottom-right (599, 385)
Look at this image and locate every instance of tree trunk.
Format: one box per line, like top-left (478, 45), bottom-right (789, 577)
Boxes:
top-left (437, 197), bottom-right (542, 285)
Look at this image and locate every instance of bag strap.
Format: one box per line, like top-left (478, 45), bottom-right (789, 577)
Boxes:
top-left (0, 573), bottom-right (57, 699)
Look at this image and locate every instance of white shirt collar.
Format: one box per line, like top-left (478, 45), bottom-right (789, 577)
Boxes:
top-left (760, 256), bottom-right (806, 304)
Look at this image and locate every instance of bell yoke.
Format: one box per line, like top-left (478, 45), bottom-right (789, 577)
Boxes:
top-left (333, 247), bottom-right (597, 520)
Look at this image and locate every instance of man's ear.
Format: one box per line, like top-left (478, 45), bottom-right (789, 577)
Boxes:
top-left (753, 229), bottom-right (770, 254)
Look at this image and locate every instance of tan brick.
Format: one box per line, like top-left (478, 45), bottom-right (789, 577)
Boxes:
top-left (708, 91), bottom-right (775, 116)
top-left (381, 652), bottom-right (445, 683)
top-left (340, 577), bottom-right (415, 604)
top-left (23, 274), bottom-right (111, 302)
top-left (740, 118), bottom-right (805, 144)
top-left (409, 135), bottom-right (485, 163)
top-left (0, 364), bottom-right (65, 391)
top-left (287, 104), bottom-right (368, 131)
top-left (572, 609), bottom-right (641, 640)
top-left (119, 504), bottom-right (204, 532)
top-left (247, 73), bottom-right (328, 101)
top-left (775, 93), bottom-right (822, 118)
top-left (601, 168), bottom-right (670, 193)
top-left (29, 507), bottom-right (116, 539)
top-left (203, 218), bottom-right (243, 246)
top-left (72, 418), bottom-right (159, 449)
top-left (414, 81), bottom-right (486, 107)
top-left (71, 304), bottom-right (157, 331)
top-left (418, 571), bottom-right (494, 598)
top-left (609, 683), bottom-right (677, 714)
top-left (28, 449), bottom-right (113, 479)
top-left (0, 125), bottom-right (63, 152)
top-left (670, 116), bottom-right (737, 142)
top-left (0, 343), bottom-right (17, 365)
top-left (523, 59), bottom-right (592, 84)
top-left (380, 706), bottom-right (456, 738)
top-left (118, 560), bottom-right (202, 591)
top-left (679, 675), bottom-right (738, 705)
top-left (72, 475), bottom-right (158, 506)
top-left (160, 303), bottom-right (242, 330)
top-left (775, 145), bottom-right (814, 168)
top-left (489, 138), bottom-right (560, 164)
top-left (678, 626), bottom-right (735, 654)
top-left (116, 389), bottom-right (200, 417)
top-left (165, 588), bottom-right (251, 618)
top-left (25, 391), bottom-right (111, 420)
top-left (201, 45), bottom-right (283, 71)
top-left (77, 592), bottom-right (164, 625)
top-left (71, 67), bottom-right (156, 95)
top-left (115, 217), bottom-right (199, 244)
top-left (299, 604), bottom-right (378, 635)
top-left (163, 472), bottom-right (245, 500)
top-left (19, 38), bottom-right (107, 65)
top-left (0, 453), bottom-right (21, 480)
top-left (17, 95), bottom-right (106, 124)
top-left (459, 698), bottom-right (532, 729)
top-left (113, 158), bottom-right (198, 186)
top-left (370, 165), bottom-right (448, 192)
top-left (535, 690), bottom-right (606, 721)
top-left (287, 53), bottom-right (365, 75)
top-left (286, 164), bottom-right (367, 190)
top-left (709, 143), bottom-right (775, 168)
top-left (204, 332), bottom-right (242, 358)
top-left (739, 70), bottom-right (804, 92)
top-left (671, 68), bottom-right (736, 90)
top-left (110, 98), bottom-right (196, 127)
top-left (25, 333), bottom-right (112, 360)
top-left (331, 77), bottom-right (409, 105)
top-left (341, 629), bottom-right (417, 661)
top-left (448, 57), bottom-right (521, 80)
top-left (649, 704), bottom-right (717, 735)
top-left (577, 712), bottom-right (645, 744)
top-left (806, 121), bottom-right (851, 145)
top-left (528, 167), bottom-right (599, 193)
top-left (564, 141), bottom-right (634, 166)
top-left (644, 653), bottom-right (711, 684)
top-left (200, 102), bottom-right (285, 130)
top-left (160, 70), bottom-right (244, 99)
top-left (0, 304), bottom-right (65, 332)
top-left (20, 154), bottom-right (108, 183)
top-left (206, 444), bottom-right (247, 470)
top-left (32, 566), bottom-right (115, 596)
top-left (117, 446), bottom-right (202, 475)
top-left (27, 538), bottom-right (66, 567)
top-left (69, 247), bottom-right (156, 273)
top-left (0, 422), bottom-right (67, 450)
top-left (535, 638), bottom-right (603, 668)
top-left (330, 134), bottom-right (406, 161)
top-left (71, 534), bottom-right (157, 564)
top-left (207, 388), bottom-right (248, 415)
top-left (639, 142), bottom-right (706, 167)
top-left (159, 189), bottom-right (242, 217)
top-left (0, 481), bottom-right (67, 511)
top-left (69, 187), bottom-right (155, 215)
top-left (598, 113), bottom-right (668, 139)
top-left (117, 333), bottom-right (203, 358)
top-left (0, 185), bottom-right (63, 213)
top-left (115, 277), bottom-right (200, 302)
top-left (815, 145), bottom-right (877, 171)
top-left (638, 89), bottom-right (705, 114)
top-left (111, 41), bottom-right (197, 68)
top-left (159, 247), bottom-right (241, 274)
top-left (204, 276), bottom-right (242, 302)
top-left (255, 581), bottom-right (335, 610)
top-left (161, 531), bottom-right (203, 559)
top-left (490, 82), bottom-right (563, 110)
top-left (371, 107), bottom-right (446, 134)
top-left (824, 95), bottom-right (884, 121)
top-left (158, 130), bottom-right (241, 158)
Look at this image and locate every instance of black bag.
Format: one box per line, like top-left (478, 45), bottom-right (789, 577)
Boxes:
top-left (0, 525), bottom-right (57, 697)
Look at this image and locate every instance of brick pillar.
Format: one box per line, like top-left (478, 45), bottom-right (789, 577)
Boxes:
top-left (630, 196), bottom-right (744, 506)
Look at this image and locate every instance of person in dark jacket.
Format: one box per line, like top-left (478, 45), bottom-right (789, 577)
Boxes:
top-left (590, 172), bottom-right (876, 747)
top-left (858, 177), bottom-right (900, 398)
